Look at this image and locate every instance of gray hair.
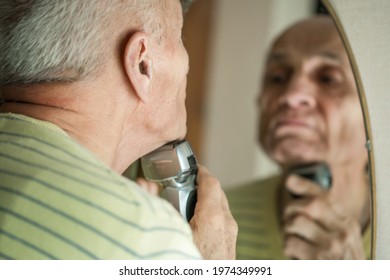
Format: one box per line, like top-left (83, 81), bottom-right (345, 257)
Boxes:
top-left (0, 0), bottom-right (191, 86)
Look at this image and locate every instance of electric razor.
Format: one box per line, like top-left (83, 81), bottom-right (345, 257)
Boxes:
top-left (287, 162), bottom-right (332, 198)
top-left (140, 140), bottom-right (198, 222)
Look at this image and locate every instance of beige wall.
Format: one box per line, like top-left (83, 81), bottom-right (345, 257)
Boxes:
top-left (202, 0), bottom-right (314, 188)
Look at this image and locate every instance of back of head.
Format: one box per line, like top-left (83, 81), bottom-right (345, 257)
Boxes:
top-left (0, 1), bottom-right (114, 85)
top-left (0, 0), bottom-right (195, 86)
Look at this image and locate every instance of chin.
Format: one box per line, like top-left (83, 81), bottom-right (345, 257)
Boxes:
top-left (270, 141), bottom-right (324, 167)
top-left (180, 126), bottom-right (187, 140)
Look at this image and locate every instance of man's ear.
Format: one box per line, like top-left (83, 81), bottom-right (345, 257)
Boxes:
top-left (124, 31), bottom-right (153, 103)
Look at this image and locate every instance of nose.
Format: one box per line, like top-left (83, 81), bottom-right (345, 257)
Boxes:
top-left (278, 74), bottom-right (316, 109)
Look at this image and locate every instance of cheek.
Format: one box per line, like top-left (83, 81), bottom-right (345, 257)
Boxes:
top-left (259, 94), bottom-right (277, 132)
top-left (341, 113), bottom-right (366, 144)
top-left (259, 110), bottom-right (269, 134)
top-left (327, 105), bottom-right (366, 157)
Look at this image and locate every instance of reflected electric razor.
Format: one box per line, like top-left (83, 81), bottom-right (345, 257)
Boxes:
top-left (140, 140), bottom-right (198, 222)
top-left (287, 162), bottom-right (332, 198)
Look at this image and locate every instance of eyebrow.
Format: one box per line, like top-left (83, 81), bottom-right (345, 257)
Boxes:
top-left (267, 51), bottom-right (343, 64)
top-left (267, 53), bottom-right (286, 64)
top-left (317, 51), bottom-right (342, 63)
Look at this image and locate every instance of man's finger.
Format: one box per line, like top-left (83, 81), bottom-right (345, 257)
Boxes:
top-left (285, 174), bottom-right (327, 197)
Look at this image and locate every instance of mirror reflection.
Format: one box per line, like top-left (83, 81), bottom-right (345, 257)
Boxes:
top-left (183, 0), bottom-right (371, 259)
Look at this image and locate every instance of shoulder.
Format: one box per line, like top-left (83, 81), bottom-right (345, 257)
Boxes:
top-left (60, 163), bottom-right (202, 259)
top-left (114, 178), bottom-right (202, 259)
top-left (0, 114), bottom-right (200, 259)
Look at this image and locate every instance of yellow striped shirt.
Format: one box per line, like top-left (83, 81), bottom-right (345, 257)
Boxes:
top-left (0, 113), bottom-right (201, 260)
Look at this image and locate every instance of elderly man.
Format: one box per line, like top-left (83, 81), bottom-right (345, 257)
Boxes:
top-left (227, 15), bottom-right (371, 260)
top-left (0, 0), bottom-right (237, 260)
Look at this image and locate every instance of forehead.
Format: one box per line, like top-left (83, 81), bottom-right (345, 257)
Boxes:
top-left (268, 17), bottom-right (349, 66)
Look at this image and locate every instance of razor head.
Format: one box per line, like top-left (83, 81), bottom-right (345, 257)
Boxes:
top-left (141, 140), bottom-right (197, 182)
top-left (141, 140), bottom-right (198, 221)
top-left (288, 162), bottom-right (332, 190)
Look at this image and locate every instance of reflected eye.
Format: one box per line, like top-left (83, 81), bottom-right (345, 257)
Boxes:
top-left (272, 74), bottom-right (285, 83)
top-left (266, 72), bottom-right (288, 85)
top-left (317, 68), bottom-right (343, 86)
top-left (319, 75), bottom-right (335, 84)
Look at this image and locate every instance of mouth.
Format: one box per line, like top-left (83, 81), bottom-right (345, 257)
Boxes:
top-left (268, 116), bottom-right (321, 142)
top-left (274, 118), bottom-right (313, 130)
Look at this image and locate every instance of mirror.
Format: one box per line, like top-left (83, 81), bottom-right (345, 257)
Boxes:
top-left (183, 0), bottom-right (373, 259)
top-left (322, 0), bottom-right (390, 259)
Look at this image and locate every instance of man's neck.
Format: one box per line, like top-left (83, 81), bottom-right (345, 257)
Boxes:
top-left (0, 82), bottom-right (136, 173)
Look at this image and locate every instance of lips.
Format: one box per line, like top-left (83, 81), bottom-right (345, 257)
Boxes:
top-left (275, 119), bottom-right (312, 129)
top-left (275, 118), bottom-right (312, 129)
top-left (267, 113), bottom-right (321, 139)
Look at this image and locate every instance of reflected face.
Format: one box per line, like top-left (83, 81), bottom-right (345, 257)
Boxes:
top-left (148, 0), bottom-right (189, 143)
top-left (258, 17), bottom-right (367, 168)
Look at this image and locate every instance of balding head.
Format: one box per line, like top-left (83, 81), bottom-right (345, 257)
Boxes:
top-left (267, 16), bottom-right (348, 69)
top-left (272, 16), bottom-right (339, 50)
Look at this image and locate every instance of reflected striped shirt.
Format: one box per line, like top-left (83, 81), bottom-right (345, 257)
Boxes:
top-left (226, 175), bottom-right (372, 260)
top-left (0, 113), bottom-right (201, 260)
top-left (226, 176), bottom-right (285, 260)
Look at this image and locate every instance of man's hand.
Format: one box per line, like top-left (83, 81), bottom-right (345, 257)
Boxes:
top-left (282, 174), bottom-right (366, 259)
top-left (190, 165), bottom-right (238, 260)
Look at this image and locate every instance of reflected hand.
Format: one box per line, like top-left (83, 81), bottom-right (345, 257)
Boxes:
top-left (282, 174), bottom-right (366, 259)
top-left (189, 165), bottom-right (238, 259)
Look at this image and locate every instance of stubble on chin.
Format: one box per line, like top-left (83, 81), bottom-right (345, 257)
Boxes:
top-left (266, 137), bottom-right (325, 167)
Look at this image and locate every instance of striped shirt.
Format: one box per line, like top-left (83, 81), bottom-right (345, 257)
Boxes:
top-left (0, 113), bottom-right (201, 260)
top-left (226, 175), bottom-right (372, 260)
